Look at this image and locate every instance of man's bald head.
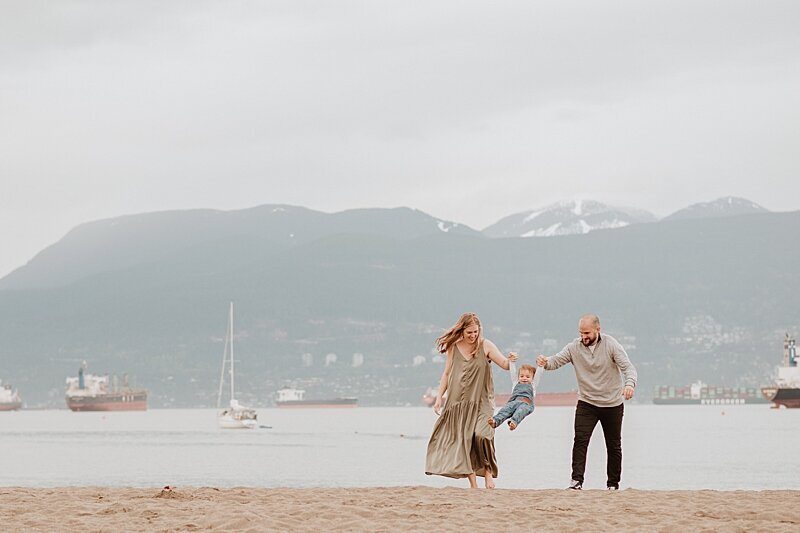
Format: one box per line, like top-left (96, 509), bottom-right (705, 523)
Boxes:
top-left (579, 314), bottom-right (600, 328)
top-left (578, 314), bottom-right (601, 346)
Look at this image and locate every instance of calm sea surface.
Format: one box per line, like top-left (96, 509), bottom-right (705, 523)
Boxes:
top-left (0, 405), bottom-right (797, 490)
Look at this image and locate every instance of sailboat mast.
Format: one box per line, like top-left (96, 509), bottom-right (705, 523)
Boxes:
top-left (216, 314), bottom-right (230, 410)
top-left (229, 302), bottom-right (235, 401)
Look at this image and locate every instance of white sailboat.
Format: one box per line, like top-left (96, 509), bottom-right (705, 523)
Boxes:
top-left (217, 302), bottom-right (258, 429)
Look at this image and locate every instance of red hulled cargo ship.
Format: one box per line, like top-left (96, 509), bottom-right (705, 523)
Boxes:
top-left (65, 362), bottom-right (147, 411)
top-left (422, 387), bottom-right (577, 407)
top-left (494, 390), bottom-right (578, 407)
top-left (422, 386), bottom-right (437, 407)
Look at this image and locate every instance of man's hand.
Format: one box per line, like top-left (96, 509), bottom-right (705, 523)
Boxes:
top-left (433, 396), bottom-right (442, 415)
top-left (623, 386), bottom-right (635, 400)
top-left (536, 354), bottom-right (548, 367)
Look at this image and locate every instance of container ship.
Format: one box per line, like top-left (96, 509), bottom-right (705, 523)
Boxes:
top-left (0, 381), bottom-right (22, 411)
top-left (422, 387), bottom-right (578, 407)
top-left (274, 387), bottom-right (357, 408)
top-left (65, 362), bottom-right (147, 411)
top-left (652, 381), bottom-right (768, 405)
top-left (761, 333), bottom-right (800, 408)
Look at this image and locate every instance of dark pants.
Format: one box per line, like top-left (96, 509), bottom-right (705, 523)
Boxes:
top-left (571, 400), bottom-right (624, 488)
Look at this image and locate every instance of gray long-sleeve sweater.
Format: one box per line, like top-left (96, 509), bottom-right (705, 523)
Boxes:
top-left (544, 333), bottom-right (637, 408)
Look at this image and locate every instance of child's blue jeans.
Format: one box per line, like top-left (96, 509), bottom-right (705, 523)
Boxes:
top-left (493, 399), bottom-right (534, 426)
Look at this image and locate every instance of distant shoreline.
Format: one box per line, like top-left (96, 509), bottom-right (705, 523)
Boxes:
top-left (1, 487), bottom-right (797, 531)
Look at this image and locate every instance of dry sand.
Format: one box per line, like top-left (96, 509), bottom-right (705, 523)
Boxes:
top-left (1, 486), bottom-right (798, 532)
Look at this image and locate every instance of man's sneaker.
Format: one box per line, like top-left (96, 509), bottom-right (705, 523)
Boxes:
top-left (607, 484), bottom-right (619, 491)
top-left (567, 480), bottom-right (582, 490)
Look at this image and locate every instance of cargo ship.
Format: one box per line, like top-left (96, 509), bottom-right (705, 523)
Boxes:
top-left (761, 333), bottom-right (800, 408)
top-left (0, 380), bottom-right (22, 411)
top-left (421, 387), bottom-right (578, 407)
top-left (653, 380), bottom-right (768, 405)
top-left (422, 386), bottom-right (437, 407)
top-left (65, 362), bottom-right (147, 411)
top-left (274, 387), bottom-right (357, 408)
top-left (494, 390), bottom-right (578, 407)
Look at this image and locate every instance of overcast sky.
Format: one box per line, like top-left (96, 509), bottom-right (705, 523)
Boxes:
top-left (1, 0), bottom-right (799, 279)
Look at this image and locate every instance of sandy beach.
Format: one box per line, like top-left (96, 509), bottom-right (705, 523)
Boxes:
top-left (1, 486), bottom-right (798, 532)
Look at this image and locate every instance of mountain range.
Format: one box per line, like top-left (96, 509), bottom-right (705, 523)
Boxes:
top-left (483, 196), bottom-right (768, 238)
top-left (0, 196), bottom-right (769, 290)
top-left (0, 197), bottom-right (796, 408)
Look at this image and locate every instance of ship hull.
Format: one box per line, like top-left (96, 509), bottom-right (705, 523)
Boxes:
top-left (0, 401), bottom-right (22, 411)
top-left (494, 391), bottom-right (578, 407)
top-left (66, 392), bottom-right (147, 411)
top-left (276, 398), bottom-right (358, 408)
top-left (761, 387), bottom-right (800, 408)
top-left (653, 397), bottom-right (768, 405)
top-left (218, 415), bottom-right (258, 429)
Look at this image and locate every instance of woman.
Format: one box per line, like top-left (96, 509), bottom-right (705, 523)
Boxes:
top-left (425, 312), bottom-right (516, 489)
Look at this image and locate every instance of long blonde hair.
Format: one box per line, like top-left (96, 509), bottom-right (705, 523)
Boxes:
top-left (436, 312), bottom-right (483, 355)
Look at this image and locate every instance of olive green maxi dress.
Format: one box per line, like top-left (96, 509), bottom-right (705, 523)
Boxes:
top-left (425, 343), bottom-right (498, 479)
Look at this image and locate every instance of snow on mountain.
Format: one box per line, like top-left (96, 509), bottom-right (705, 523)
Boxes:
top-left (482, 200), bottom-right (657, 238)
top-left (664, 196), bottom-right (769, 221)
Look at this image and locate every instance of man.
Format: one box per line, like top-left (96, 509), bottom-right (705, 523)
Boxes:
top-left (537, 314), bottom-right (637, 491)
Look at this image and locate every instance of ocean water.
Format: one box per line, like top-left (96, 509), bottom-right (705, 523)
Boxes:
top-left (0, 405), bottom-right (797, 490)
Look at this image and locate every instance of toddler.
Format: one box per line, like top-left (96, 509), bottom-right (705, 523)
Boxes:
top-left (488, 364), bottom-right (535, 430)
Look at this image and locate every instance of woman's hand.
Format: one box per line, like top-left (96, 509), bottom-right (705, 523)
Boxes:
top-left (507, 351), bottom-right (518, 362)
top-left (433, 396), bottom-right (442, 415)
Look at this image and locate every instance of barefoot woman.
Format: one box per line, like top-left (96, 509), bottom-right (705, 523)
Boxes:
top-left (425, 313), bottom-right (516, 489)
